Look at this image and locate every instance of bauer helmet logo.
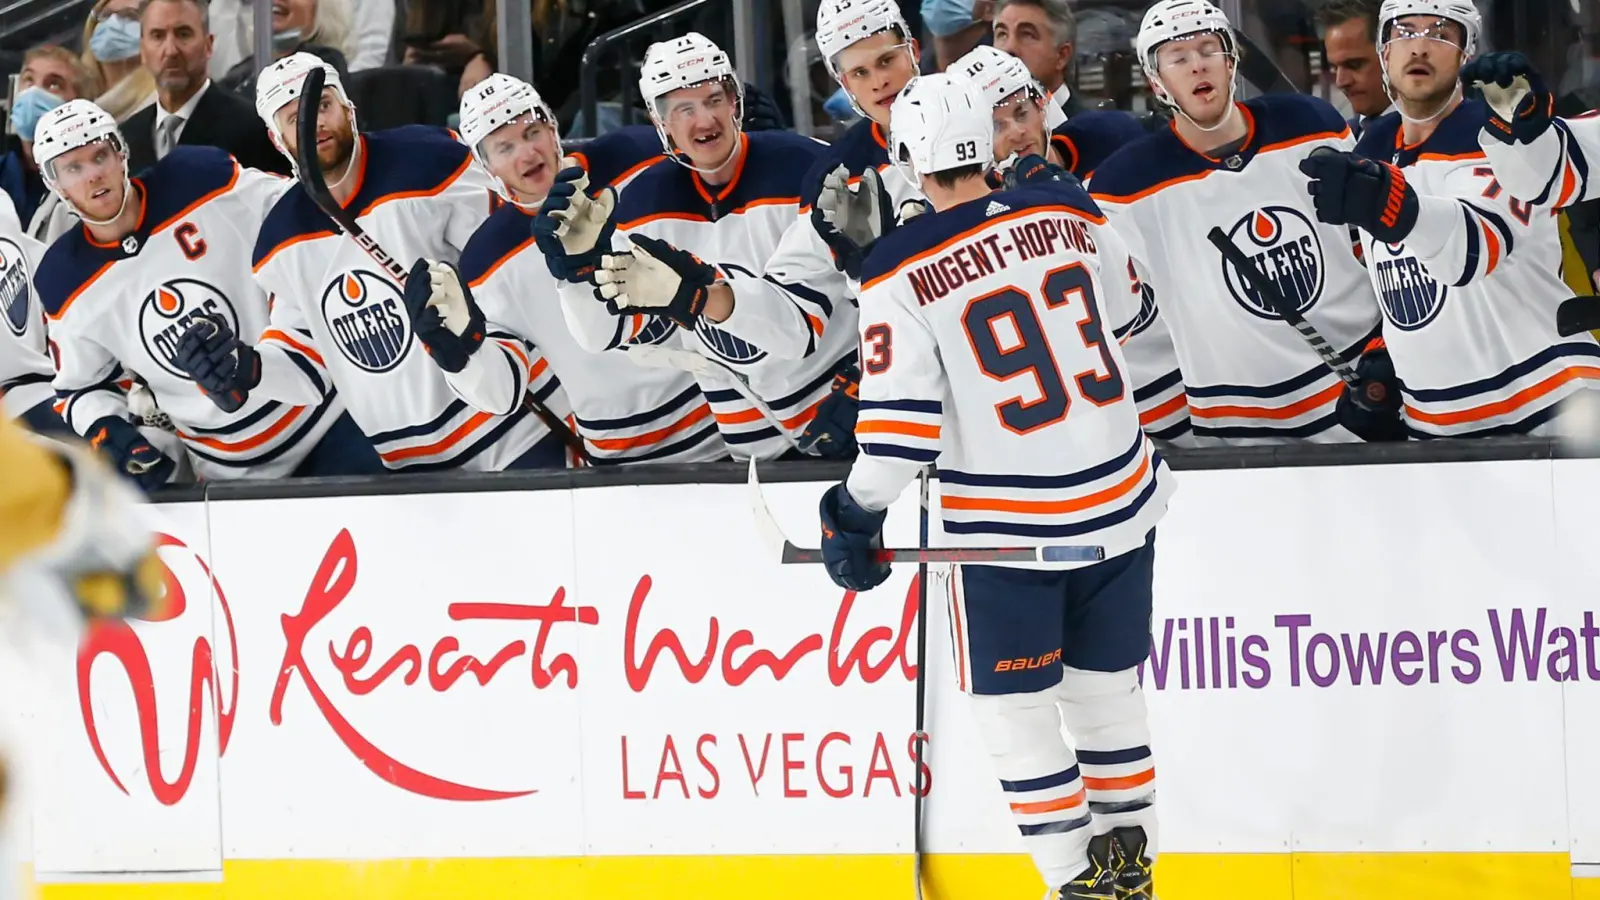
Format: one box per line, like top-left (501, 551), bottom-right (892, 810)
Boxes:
top-left (1219, 205), bottom-right (1325, 320)
top-left (139, 278), bottom-right (240, 378)
top-left (0, 239), bottom-right (30, 337)
top-left (321, 269), bottom-right (413, 373)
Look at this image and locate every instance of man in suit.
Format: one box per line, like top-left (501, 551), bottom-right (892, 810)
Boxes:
top-left (1317, 0), bottom-right (1391, 138)
top-left (121, 0), bottom-right (288, 176)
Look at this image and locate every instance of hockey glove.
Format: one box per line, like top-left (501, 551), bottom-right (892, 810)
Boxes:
top-left (84, 415), bottom-right (176, 491)
top-left (741, 82), bottom-right (787, 132)
top-left (1299, 146), bottom-right (1419, 245)
top-left (1003, 152), bottom-right (1075, 189)
top-left (593, 234), bottom-right (714, 329)
top-left (811, 164), bottom-right (894, 280)
top-left (1335, 337), bottom-right (1408, 442)
top-left (818, 481), bottom-right (891, 592)
top-left (402, 257), bottom-right (486, 373)
top-left (531, 159), bottom-right (618, 283)
top-left (172, 316), bottom-right (260, 414)
top-left (1462, 51), bottom-right (1554, 145)
top-left (797, 365), bottom-right (860, 459)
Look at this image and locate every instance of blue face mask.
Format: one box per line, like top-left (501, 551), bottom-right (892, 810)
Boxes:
top-left (90, 15), bottom-right (143, 62)
top-left (10, 87), bottom-right (66, 142)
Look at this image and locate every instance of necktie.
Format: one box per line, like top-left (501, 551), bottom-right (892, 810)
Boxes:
top-left (157, 114), bottom-right (185, 159)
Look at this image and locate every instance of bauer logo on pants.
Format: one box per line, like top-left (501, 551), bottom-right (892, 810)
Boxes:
top-left (1219, 206), bottom-right (1325, 321)
top-left (1372, 240), bottom-right (1447, 331)
top-left (0, 237), bottom-right (31, 337)
top-left (321, 270), bottom-right (412, 373)
top-left (139, 278), bottom-right (240, 377)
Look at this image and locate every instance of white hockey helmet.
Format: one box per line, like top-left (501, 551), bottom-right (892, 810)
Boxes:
top-left (888, 73), bottom-right (993, 184)
top-left (458, 73), bottom-right (562, 199)
top-left (816, 0), bottom-right (914, 81)
top-left (1377, 0), bottom-right (1482, 58)
top-left (1135, 0), bottom-right (1237, 112)
top-left (32, 100), bottom-right (134, 226)
top-left (638, 33), bottom-right (745, 167)
top-left (952, 45), bottom-right (1046, 109)
top-left (255, 52), bottom-right (356, 170)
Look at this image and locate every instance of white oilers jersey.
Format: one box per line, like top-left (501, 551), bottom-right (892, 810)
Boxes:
top-left (32, 147), bottom-right (345, 480)
top-left (1355, 101), bottom-right (1600, 436)
top-left (569, 130), bottom-right (858, 460)
top-left (457, 205), bottom-right (725, 464)
top-left (846, 183), bottom-right (1172, 564)
top-left (1089, 94), bottom-right (1382, 444)
top-left (251, 126), bottom-right (548, 472)
top-left (1476, 110), bottom-right (1599, 210)
top-left (0, 204), bottom-right (52, 421)
top-left (1115, 268), bottom-right (1192, 445)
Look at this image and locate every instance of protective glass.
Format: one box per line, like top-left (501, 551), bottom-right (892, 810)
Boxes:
top-left (653, 79), bottom-right (739, 129)
top-left (992, 88), bottom-right (1048, 145)
top-left (476, 110), bottom-right (557, 168)
top-left (1154, 35), bottom-right (1232, 73)
top-left (42, 136), bottom-right (125, 191)
top-left (1381, 16), bottom-right (1467, 50)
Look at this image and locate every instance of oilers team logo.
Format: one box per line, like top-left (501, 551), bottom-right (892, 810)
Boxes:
top-left (0, 238), bottom-right (29, 337)
top-left (139, 278), bottom-right (239, 377)
top-left (1220, 206), bottom-right (1325, 321)
top-left (321, 270), bottom-right (411, 373)
top-left (1126, 272), bottom-right (1159, 339)
top-left (1371, 241), bottom-right (1445, 331)
top-left (694, 262), bottom-right (768, 366)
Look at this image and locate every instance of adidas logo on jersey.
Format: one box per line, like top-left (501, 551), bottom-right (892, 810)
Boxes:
top-left (985, 201), bottom-right (1010, 217)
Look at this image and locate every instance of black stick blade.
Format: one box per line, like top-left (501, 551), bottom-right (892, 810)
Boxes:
top-left (295, 65), bottom-right (331, 217)
top-left (1557, 296), bottom-right (1600, 337)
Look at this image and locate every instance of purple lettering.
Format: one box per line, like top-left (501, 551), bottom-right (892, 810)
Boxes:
top-left (1390, 631), bottom-right (1423, 686)
top-left (1275, 614), bottom-right (1311, 686)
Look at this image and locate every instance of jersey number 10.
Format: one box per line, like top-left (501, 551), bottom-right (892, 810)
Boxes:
top-left (965, 261), bottom-right (1124, 434)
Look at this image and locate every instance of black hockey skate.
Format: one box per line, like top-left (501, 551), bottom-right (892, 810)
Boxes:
top-left (1110, 826), bottom-right (1155, 899)
top-left (1060, 833), bottom-right (1119, 900)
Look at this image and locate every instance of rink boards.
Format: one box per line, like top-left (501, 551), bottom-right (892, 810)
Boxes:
top-left (10, 458), bottom-right (1600, 899)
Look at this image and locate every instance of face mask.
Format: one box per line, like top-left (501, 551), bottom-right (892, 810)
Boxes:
top-left (90, 16), bottom-right (143, 62)
top-left (10, 87), bottom-right (66, 142)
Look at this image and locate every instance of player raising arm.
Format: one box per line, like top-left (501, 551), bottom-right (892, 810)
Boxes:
top-left (954, 44), bottom-right (1191, 445)
top-left (28, 100), bottom-right (378, 488)
top-left (401, 73), bottom-right (725, 464)
top-left (818, 74), bottom-right (1170, 900)
top-left (1461, 51), bottom-right (1594, 209)
top-left (1087, 0), bottom-right (1381, 444)
top-left (178, 54), bottom-right (569, 472)
top-left (537, 33), bottom-right (852, 460)
top-left (1299, 0), bottom-right (1600, 438)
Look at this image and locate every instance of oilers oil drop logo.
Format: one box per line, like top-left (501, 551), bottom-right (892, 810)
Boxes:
top-left (322, 270), bottom-right (411, 372)
top-left (0, 238), bottom-right (32, 337)
top-left (1220, 206), bottom-right (1325, 320)
top-left (139, 278), bottom-right (238, 377)
top-left (1371, 240), bottom-right (1445, 331)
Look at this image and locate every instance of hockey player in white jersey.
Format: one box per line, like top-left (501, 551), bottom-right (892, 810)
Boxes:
top-left (27, 100), bottom-right (380, 488)
top-left (819, 73), bottom-right (1170, 900)
top-left (534, 32), bottom-right (852, 460)
top-left (176, 53), bottom-right (568, 472)
top-left (1087, 0), bottom-right (1382, 444)
top-left (398, 73), bottom-right (725, 464)
top-left (0, 197), bottom-right (64, 436)
top-left (953, 44), bottom-right (1192, 445)
top-left (1297, 0), bottom-right (1600, 437)
top-left (1459, 51), bottom-right (1594, 209)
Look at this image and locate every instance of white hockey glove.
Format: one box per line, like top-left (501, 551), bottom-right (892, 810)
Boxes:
top-left (401, 258), bottom-right (486, 373)
top-left (593, 234), bottom-right (716, 329)
top-left (531, 157), bottom-right (618, 282)
top-left (810, 164), bottom-right (895, 279)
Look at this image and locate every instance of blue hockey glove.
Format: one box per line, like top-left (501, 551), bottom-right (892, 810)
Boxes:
top-left (810, 164), bottom-right (894, 280)
top-left (741, 82), bottom-right (787, 132)
top-left (1463, 51), bottom-right (1554, 145)
top-left (818, 482), bottom-right (891, 592)
top-left (402, 257), bottom-right (486, 373)
top-left (531, 162), bottom-right (618, 283)
top-left (593, 234), bottom-right (714, 329)
top-left (1299, 146), bottom-right (1419, 244)
top-left (1335, 337), bottom-right (1408, 442)
top-left (1003, 153), bottom-right (1076, 189)
top-left (798, 366), bottom-right (860, 459)
top-left (84, 415), bottom-right (176, 490)
top-left (172, 315), bottom-right (260, 413)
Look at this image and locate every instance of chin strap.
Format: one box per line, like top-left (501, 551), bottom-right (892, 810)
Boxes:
top-left (73, 170), bottom-right (135, 228)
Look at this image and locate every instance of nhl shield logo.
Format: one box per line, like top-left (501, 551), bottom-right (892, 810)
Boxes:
top-left (139, 278), bottom-right (239, 377)
top-left (1372, 241), bottom-right (1446, 331)
top-left (0, 238), bottom-right (31, 337)
top-left (1220, 206), bottom-right (1325, 320)
top-left (321, 270), bottom-right (411, 373)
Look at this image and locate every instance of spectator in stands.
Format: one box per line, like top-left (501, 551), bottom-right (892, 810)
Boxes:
top-left (1316, 0), bottom-right (1390, 136)
top-left (346, 0), bottom-right (397, 71)
top-left (218, 0), bottom-right (355, 102)
top-left (922, 0), bottom-right (992, 71)
top-left (0, 46), bottom-right (95, 242)
top-left (121, 0), bottom-right (290, 175)
top-left (401, 0), bottom-right (488, 85)
top-left (991, 0), bottom-right (1084, 116)
top-left (81, 0), bottom-right (157, 121)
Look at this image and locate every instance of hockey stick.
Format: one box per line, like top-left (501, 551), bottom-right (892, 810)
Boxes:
top-left (745, 458), bottom-right (1107, 564)
top-left (293, 67), bottom-right (594, 465)
top-left (910, 467), bottom-right (930, 900)
top-left (1207, 227), bottom-right (1366, 390)
top-left (1557, 295), bottom-right (1600, 336)
top-left (625, 342), bottom-right (804, 452)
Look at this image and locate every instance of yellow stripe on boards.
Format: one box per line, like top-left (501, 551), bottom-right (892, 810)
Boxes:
top-left (31, 852), bottom-right (1580, 900)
